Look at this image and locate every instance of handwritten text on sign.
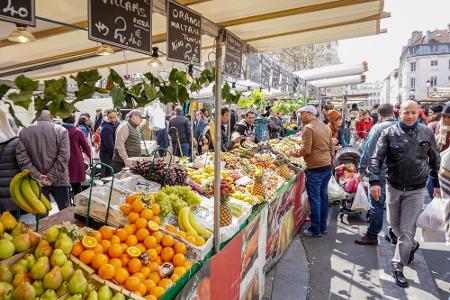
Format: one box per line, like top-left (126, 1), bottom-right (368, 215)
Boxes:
top-left (167, 0), bottom-right (202, 66)
top-left (0, 0), bottom-right (35, 26)
top-left (261, 56), bottom-right (271, 87)
top-left (247, 53), bottom-right (261, 84)
top-left (224, 32), bottom-right (243, 78)
top-left (88, 0), bottom-right (152, 55)
top-left (272, 64), bottom-right (281, 89)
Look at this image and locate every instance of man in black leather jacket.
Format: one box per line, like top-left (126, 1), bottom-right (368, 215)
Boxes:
top-left (369, 100), bottom-right (440, 288)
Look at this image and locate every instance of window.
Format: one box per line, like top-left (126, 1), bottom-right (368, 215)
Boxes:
top-left (410, 61), bottom-right (416, 71)
top-left (430, 76), bottom-right (438, 87)
top-left (411, 47), bottom-right (416, 54)
top-left (410, 77), bottom-right (416, 88)
top-left (431, 60), bottom-right (438, 66)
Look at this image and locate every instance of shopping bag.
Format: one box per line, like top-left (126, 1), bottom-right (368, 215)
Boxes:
top-left (416, 198), bottom-right (446, 232)
top-left (344, 175), bottom-right (359, 193)
top-left (351, 182), bottom-right (370, 211)
top-left (328, 175), bottom-right (346, 201)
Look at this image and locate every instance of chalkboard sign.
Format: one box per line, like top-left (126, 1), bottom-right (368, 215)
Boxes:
top-left (167, 0), bottom-right (202, 66)
top-left (247, 53), bottom-right (261, 84)
top-left (224, 31), bottom-right (243, 78)
top-left (88, 0), bottom-right (152, 55)
top-left (261, 56), bottom-right (271, 88)
top-left (0, 0), bottom-right (35, 26)
top-left (280, 70), bottom-right (287, 92)
top-left (272, 64), bottom-right (281, 89)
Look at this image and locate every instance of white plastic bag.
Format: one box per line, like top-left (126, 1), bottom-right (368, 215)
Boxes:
top-left (416, 198), bottom-right (446, 232)
top-left (351, 182), bottom-right (370, 211)
top-left (328, 175), bottom-right (346, 201)
top-left (147, 104), bottom-right (166, 130)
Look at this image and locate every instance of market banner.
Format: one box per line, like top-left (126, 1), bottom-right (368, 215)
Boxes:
top-left (224, 31), bottom-right (244, 79)
top-left (0, 0), bottom-right (35, 26)
top-left (247, 53), bottom-right (261, 84)
top-left (174, 259), bottom-right (211, 300)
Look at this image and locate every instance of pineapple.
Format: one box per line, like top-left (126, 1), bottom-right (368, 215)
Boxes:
top-left (252, 167), bottom-right (264, 196)
top-left (220, 196), bottom-right (232, 227)
top-left (278, 163), bottom-right (292, 180)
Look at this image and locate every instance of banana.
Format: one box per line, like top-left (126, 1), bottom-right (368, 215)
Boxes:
top-left (21, 177), bottom-right (47, 214)
top-left (9, 173), bottom-right (35, 214)
top-left (178, 207), bottom-right (197, 236)
top-left (188, 211), bottom-right (212, 238)
top-left (29, 178), bottom-right (52, 211)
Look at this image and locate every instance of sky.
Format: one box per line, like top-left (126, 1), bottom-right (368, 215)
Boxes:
top-left (337, 0), bottom-right (450, 82)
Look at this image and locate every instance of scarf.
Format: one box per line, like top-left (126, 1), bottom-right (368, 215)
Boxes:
top-left (399, 120), bottom-right (419, 131)
top-left (436, 120), bottom-right (450, 151)
top-left (328, 123), bottom-right (339, 139)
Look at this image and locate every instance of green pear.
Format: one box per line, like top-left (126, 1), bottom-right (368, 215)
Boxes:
top-left (12, 282), bottom-right (35, 300)
top-left (58, 232), bottom-right (69, 241)
top-left (11, 271), bottom-right (28, 288)
top-left (0, 239), bottom-right (15, 259)
top-left (10, 260), bottom-right (28, 274)
top-left (25, 254), bottom-right (36, 268)
top-left (61, 260), bottom-right (75, 281)
top-left (50, 249), bottom-right (67, 267)
top-left (98, 285), bottom-right (113, 300)
top-left (0, 282), bottom-right (13, 298)
top-left (43, 266), bottom-right (63, 290)
top-left (2, 232), bottom-right (13, 241)
top-left (10, 222), bottom-right (26, 237)
top-left (0, 264), bottom-right (13, 283)
top-left (0, 212), bottom-right (17, 231)
top-left (55, 237), bottom-right (73, 255)
top-left (41, 288), bottom-right (58, 300)
top-left (0, 220), bottom-right (4, 236)
top-left (68, 270), bottom-right (87, 294)
top-left (12, 233), bottom-right (30, 252)
top-left (110, 293), bottom-right (125, 300)
top-left (32, 280), bottom-right (45, 297)
top-left (30, 256), bottom-right (50, 280)
top-left (57, 281), bottom-right (69, 297)
top-left (34, 239), bottom-right (53, 258)
top-left (66, 294), bottom-right (83, 300)
top-left (87, 291), bottom-right (98, 300)
top-left (87, 283), bottom-right (96, 293)
top-left (44, 226), bottom-right (60, 244)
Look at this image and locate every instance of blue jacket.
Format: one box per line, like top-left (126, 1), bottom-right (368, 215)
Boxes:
top-left (358, 118), bottom-right (397, 176)
top-left (100, 120), bottom-right (119, 157)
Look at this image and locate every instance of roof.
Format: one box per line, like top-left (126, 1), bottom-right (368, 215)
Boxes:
top-left (0, 0), bottom-right (388, 80)
top-left (408, 29), bottom-right (450, 46)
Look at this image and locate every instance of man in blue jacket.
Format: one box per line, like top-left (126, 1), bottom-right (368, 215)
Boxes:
top-left (99, 109), bottom-right (119, 177)
top-left (355, 104), bottom-right (397, 246)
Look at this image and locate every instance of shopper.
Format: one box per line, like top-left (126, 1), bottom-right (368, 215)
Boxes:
top-left (94, 108), bottom-right (103, 132)
top-left (355, 110), bottom-right (374, 139)
top-left (100, 109), bottom-right (119, 177)
top-left (289, 105), bottom-right (333, 237)
top-left (77, 115), bottom-right (91, 140)
top-left (428, 105), bottom-right (443, 134)
top-left (369, 100), bottom-right (440, 288)
top-left (438, 148), bottom-right (450, 243)
top-left (62, 114), bottom-right (91, 196)
top-left (193, 110), bottom-right (207, 155)
top-left (206, 107), bottom-right (240, 151)
top-left (16, 110), bottom-right (71, 211)
top-left (327, 109), bottom-right (344, 149)
top-left (432, 103), bottom-right (450, 151)
top-left (349, 103), bottom-right (360, 130)
top-left (0, 110), bottom-right (20, 214)
top-left (268, 109), bottom-right (284, 139)
top-left (355, 104), bottom-right (397, 246)
top-left (371, 103), bottom-right (380, 124)
top-left (169, 106), bottom-right (191, 157)
top-left (235, 111), bottom-right (255, 141)
top-left (156, 116), bottom-right (170, 157)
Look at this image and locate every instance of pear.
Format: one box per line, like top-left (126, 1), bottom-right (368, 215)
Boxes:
top-left (0, 282), bottom-right (13, 298)
top-left (43, 266), bottom-right (63, 290)
top-left (34, 239), bottom-right (53, 258)
top-left (87, 283), bottom-right (96, 293)
top-left (12, 282), bottom-right (35, 300)
top-left (11, 271), bottom-right (28, 288)
top-left (41, 289), bottom-right (58, 300)
top-left (10, 222), bottom-right (26, 237)
top-left (66, 294), bottom-right (83, 300)
top-left (24, 254), bottom-right (36, 268)
top-left (2, 232), bottom-right (13, 241)
top-left (57, 282), bottom-right (69, 297)
top-left (98, 285), bottom-right (113, 300)
top-left (50, 249), bottom-right (67, 267)
top-left (61, 260), bottom-right (75, 282)
top-left (10, 260), bottom-right (28, 274)
top-left (0, 220), bottom-right (4, 236)
top-left (28, 230), bottom-right (41, 247)
top-left (32, 280), bottom-right (45, 296)
top-left (31, 256), bottom-right (50, 280)
top-left (0, 239), bottom-right (15, 259)
top-left (0, 212), bottom-right (17, 231)
top-left (55, 237), bottom-right (73, 255)
top-left (110, 293), bottom-right (125, 300)
top-left (58, 232), bottom-right (69, 241)
top-left (12, 233), bottom-right (31, 252)
top-left (69, 270), bottom-right (87, 294)
top-left (44, 226), bottom-right (60, 244)
top-left (0, 264), bottom-right (13, 283)
top-left (87, 291), bottom-right (99, 300)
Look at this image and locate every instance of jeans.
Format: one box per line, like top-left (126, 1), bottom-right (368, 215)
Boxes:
top-left (173, 143), bottom-right (190, 157)
top-left (306, 168), bottom-right (332, 234)
top-left (426, 176), bottom-right (434, 199)
top-left (42, 186), bottom-right (71, 215)
top-left (366, 181), bottom-right (386, 240)
top-left (99, 150), bottom-right (113, 177)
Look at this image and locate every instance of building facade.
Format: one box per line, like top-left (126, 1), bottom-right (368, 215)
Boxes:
top-left (382, 69), bottom-right (399, 105)
top-left (398, 27), bottom-right (450, 101)
top-left (346, 81), bottom-right (383, 108)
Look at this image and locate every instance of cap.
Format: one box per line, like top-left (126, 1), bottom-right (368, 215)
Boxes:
top-left (96, 108), bottom-right (102, 112)
top-left (327, 109), bottom-right (341, 122)
top-left (298, 105), bottom-right (317, 116)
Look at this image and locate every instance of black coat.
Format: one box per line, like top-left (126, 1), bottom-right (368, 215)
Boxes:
top-left (0, 137), bottom-right (20, 213)
top-left (168, 115), bottom-right (191, 144)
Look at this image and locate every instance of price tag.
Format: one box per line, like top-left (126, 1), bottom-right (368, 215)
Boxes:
top-left (224, 31), bottom-right (243, 79)
top-left (0, 0), bottom-right (35, 26)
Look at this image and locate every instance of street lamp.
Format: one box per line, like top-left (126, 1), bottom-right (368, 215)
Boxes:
top-left (426, 80), bottom-right (431, 99)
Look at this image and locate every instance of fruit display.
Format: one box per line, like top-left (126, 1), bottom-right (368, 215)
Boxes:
top-left (251, 168), bottom-right (264, 197)
top-left (9, 170), bottom-right (52, 215)
top-left (130, 159), bottom-right (187, 186)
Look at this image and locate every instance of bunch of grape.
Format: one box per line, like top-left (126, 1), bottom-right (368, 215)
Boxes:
top-left (130, 159), bottom-right (187, 186)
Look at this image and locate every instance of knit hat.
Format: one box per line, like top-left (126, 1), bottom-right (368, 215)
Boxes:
top-left (430, 104), bottom-right (443, 114)
top-left (327, 110), bottom-right (342, 122)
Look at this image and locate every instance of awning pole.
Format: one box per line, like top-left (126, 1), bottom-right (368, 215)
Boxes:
top-left (213, 29), bottom-right (224, 253)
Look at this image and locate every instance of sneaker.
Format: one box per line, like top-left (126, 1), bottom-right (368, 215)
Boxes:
top-left (321, 230), bottom-right (328, 235)
top-left (408, 242), bottom-right (419, 264)
top-left (355, 235), bottom-right (378, 245)
top-left (303, 229), bottom-right (322, 237)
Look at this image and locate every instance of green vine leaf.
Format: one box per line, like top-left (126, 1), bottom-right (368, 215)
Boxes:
top-left (178, 86), bottom-right (189, 105)
top-left (48, 100), bottom-right (77, 118)
top-left (127, 83), bottom-right (143, 98)
top-left (221, 82), bottom-right (241, 104)
top-left (169, 68), bottom-right (189, 86)
top-left (108, 68), bottom-right (125, 88)
top-left (110, 85), bottom-right (125, 109)
top-left (15, 75), bottom-right (39, 92)
top-left (70, 70), bottom-right (102, 103)
top-left (34, 96), bottom-right (49, 114)
top-left (0, 84), bottom-right (11, 99)
top-left (144, 84), bottom-right (157, 101)
top-left (143, 72), bottom-right (160, 87)
top-left (7, 75), bottom-right (39, 110)
top-left (5, 101), bottom-right (23, 128)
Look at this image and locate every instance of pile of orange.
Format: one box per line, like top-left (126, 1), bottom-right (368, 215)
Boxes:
top-left (72, 195), bottom-right (192, 300)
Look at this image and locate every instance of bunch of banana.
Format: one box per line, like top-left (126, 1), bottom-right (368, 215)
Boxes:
top-left (178, 207), bottom-right (213, 238)
top-left (9, 170), bottom-right (52, 215)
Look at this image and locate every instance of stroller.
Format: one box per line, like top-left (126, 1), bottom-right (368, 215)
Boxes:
top-left (333, 147), bottom-right (362, 222)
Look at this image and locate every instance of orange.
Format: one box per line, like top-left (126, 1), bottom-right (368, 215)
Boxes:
top-left (109, 258), bottom-right (122, 269)
top-left (131, 199), bottom-right (145, 213)
top-left (89, 230), bottom-right (103, 243)
top-left (144, 236), bottom-right (157, 249)
top-left (120, 243), bottom-right (128, 252)
top-left (148, 272), bottom-right (161, 284)
top-left (99, 226), bottom-right (115, 240)
top-left (79, 249), bottom-right (95, 265)
top-left (120, 204), bottom-right (131, 215)
top-left (108, 243), bottom-right (123, 258)
top-left (161, 235), bottom-right (175, 247)
top-left (159, 278), bottom-right (173, 290)
top-left (173, 267), bottom-right (186, 277)
top-left (174, 243), bottom-right (187, 255)
top-left (195, 236), bottom-right (206, 246)
top-left (126, 235), bottom-right (138, 247)
top-left (140, 266), bottom-right (151, 278)
top-left (154, 256), bottom-right (163, 266)
top-left (123, 224), bottom-right (136, 235)
top-left (146, 295), bottom-right (157, 300)
top-left (71, 242), bottom-right (84, 256)
top-left (141, 208), bottom-right (153, 220)
top-left (125, 276), bottom-right (140, 291)
top-left (116, 229), bottom-right (128, 242)
top-left (126, 193), bottom-right (138, 204)
top-left (133, 272), bottom-right (145, 281)
top-left (136, 282), bottom-right (147, 296)
top-left (151, 203), bottom-right (160, 216)
top-left (128, 258), bottom-right (142, 273)
top-left (135, 217), bottom-right (148, 230)
top-left (136, 228), bottom-right (150, 242)
top-left (114, 267), bottom-right (129, 285)
top-left (161, 247), bottom-right (174, 262)
top-left (172, 254), bottom-right (186, 267)
top-left (93, 244), bottom-right (104, 254)
top-left (120, 253), bottom-right (130, 267)
top-left (151, 216), bottom-right (161, 225)
top-left (184, 261), bottom-right (192, 270)
top-left (100, 240), bottom-right (111, 253)
top-left (149, 286), bottom-right (165, 298)
top-left (152, 231), bottom-right (163, 243)
top-left (186, 236), bottom-right (196, 245)
top-left (154, 245), bottom-right (163, 256)
top-left (148, 261), bottom-right (159, 272)
top-left (110, 235), bottom-right (121, 245)
top-left (146, 249), bottom-right (158, 260)
top-left (128, 212), bottom-right (140, 224)
top-left (82, 236), bottom-right (98, 249)
top-left (136, 243), bottom-right (147, 253)
top-left (99, 263), bottom-right (116, 279)
top-left (144, 279), bottom-right (157, 290)
top-left (170, 274), bottom-right (180, 282)
top-left (92, 253), bottom-right (109, 269)
top-left (127, 246), bottom-right (141, 258)
top-left (147, 221), bottom-right (159, 232)
top-left (165, 225), bottom-right (177, 233)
